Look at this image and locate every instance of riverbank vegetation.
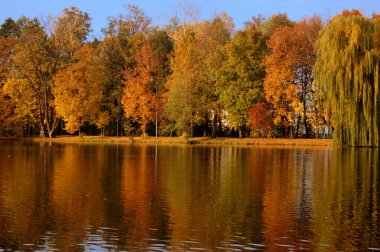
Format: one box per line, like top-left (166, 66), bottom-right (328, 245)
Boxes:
top-left (0, 136), bottom-right (333, 147)
top-left (0, 6), bottom-right (379, 146)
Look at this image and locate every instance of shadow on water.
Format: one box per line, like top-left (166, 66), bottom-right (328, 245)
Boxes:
top-left (0, 142), bottom-right (379, 251)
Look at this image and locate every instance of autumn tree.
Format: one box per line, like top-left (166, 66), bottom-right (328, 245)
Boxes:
top-left (4, 24), bottom-right (59, 138)
top-left (219, 22), bottom-right (266, 138)
top-left (97, 4), bottom-right (154, 136)
top-left (116, 4), bottom-right (153, 63)
top-left (374, 14), bottom-right (380, 56)
top-left (53, 44), bottom-right (103, 134)
top-left (0, 36), bottom-right (14, 91)
top-left (97, 35), bottom-right (126, 135)
top-left (122, 44), bottom-right (161, 135)
top-left (248, 102), bottom-right (273, 138)
top-left (121, 28), bottom-right (172, 137)
top-left (261, 13), bottom-right (294, 38)
top-left (263, 16), bottom-right (321, 138)
top-left (197, 13), bottom-right (233, 137)
top-left (314, 10), bottom-right (380, 146)
top-left (0, 18), bottom-right (41, 135)
top-left (0, 35), bottom-right (17, 134)
top-left (3, 8), bottom-right (92, 138)
top-left (293, 17), bottom-right (322, 138)
top-left (52, 6), bottom-right (91, 59)
top-left (165, 24), bottom-right (202, 136)
top-left (165, 14), bottom-right (232, 137)
top-left (264, 26), bottom-right (300, 138)
top-left (145, 29), bottom-right (173, 135)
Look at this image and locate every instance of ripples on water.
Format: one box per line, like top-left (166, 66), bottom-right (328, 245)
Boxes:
top-left (0, 141), bottom-right (379, 251)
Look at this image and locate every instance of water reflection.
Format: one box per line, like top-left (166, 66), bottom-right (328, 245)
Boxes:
top-left (120, 145), bottom-right (170, 249)
top-left (0, 141), bottom-right (379, 251)
top-left (311, 148), bottom-right (380, 251)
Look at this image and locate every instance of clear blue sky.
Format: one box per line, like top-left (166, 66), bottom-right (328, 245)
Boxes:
top-left (1, 0), bottom-right (379, 38)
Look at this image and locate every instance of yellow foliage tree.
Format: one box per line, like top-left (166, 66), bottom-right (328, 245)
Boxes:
top-left (53, 44), bottom-right (103, 134)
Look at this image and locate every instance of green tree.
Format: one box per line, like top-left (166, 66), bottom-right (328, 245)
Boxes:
top-left (197, 13), bottom-right (233, 137)
top-left (314, 10), bottom-right (380, 146)
top-left (0, 16), bottom-right (40, 38)
top-left (97, 36), bottom-right (126, 135)
top-left (165, 24), bottom-right (202, 136)
top-left (165, 14), bottom-right (232, 137)
top-left (0, 18), bottom-right (19, 37)
top-left (261, 13), bottom-right (294, 38)
top-left (219, 23), bottom-right (266, 138)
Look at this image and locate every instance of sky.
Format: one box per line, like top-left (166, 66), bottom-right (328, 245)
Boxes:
top-left (1, 0), bottom-right (379, 38)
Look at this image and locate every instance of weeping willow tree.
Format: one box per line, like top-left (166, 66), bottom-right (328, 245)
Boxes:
top-left (314, 10), bottom-right (380, 146)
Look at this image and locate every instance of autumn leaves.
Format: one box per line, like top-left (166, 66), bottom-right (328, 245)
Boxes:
top-left (0, 6), bottom-right (379, 145)
top-left (264, 17), bottom-right (322, 138)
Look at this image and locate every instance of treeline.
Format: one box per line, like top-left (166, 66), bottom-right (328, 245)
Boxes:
top-left (0, 6), bottom-right (379, 145)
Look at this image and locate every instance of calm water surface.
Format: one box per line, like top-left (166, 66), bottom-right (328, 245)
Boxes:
top-left (0, 141), bottom-right (379, 251)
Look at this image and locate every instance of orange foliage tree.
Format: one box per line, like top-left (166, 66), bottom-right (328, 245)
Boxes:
top-left (122, 44), bottom-right (161, 135)
top-left (264, 16), bottom-right (322, 138)
top-left (248, 102), bottom-right (274, 138)
top-left (264, 25), bottom-right (300, 137)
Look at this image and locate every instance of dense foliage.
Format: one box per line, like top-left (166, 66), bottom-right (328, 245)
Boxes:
top-left (0, 6), bottom-right (379, 146)
top-left (314, 11), bottom-right (380, 146)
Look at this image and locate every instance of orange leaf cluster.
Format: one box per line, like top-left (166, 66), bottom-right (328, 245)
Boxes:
top-left (122, 44), bottom-right (161, 134)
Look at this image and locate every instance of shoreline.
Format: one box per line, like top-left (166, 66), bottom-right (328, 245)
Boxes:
top-left (0, 136), bottom-right (334, 147)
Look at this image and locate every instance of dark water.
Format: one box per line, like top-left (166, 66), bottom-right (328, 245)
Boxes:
top-left (0, 141), bottom-right (379, 251)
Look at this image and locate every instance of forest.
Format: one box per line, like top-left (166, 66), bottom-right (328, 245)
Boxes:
top-left (0, 5), bottom-right (379, 146)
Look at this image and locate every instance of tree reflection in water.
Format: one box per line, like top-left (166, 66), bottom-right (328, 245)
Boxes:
top-left (0, 142), bottom-right (378, 250)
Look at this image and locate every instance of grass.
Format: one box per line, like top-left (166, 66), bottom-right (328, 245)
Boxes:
top-left (1, 135), bottom-right (334, 147)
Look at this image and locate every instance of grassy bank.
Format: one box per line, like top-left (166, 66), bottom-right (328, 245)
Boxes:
top-left (1, 136), bottom-right (334, 147)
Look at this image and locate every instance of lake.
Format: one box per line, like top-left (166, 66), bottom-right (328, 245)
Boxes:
top-left (0, 141), bottom-right (379, 251)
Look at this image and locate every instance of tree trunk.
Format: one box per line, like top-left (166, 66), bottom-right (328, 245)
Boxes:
top-left (116, 116), bottom-right (119, 137)
top-left (304, 113), bottom-right (309, 138)
top-left (290, 125), bottom-right (294, 139)
top-left (301, 82), bottom-right (309, 138)
top-left (37, 100), bottom-right (47, 138)
top-left (204, 113), bottom-right (209, 137)
top-left (238, 126), bottom-right (243, 138)
top-left (212, 113), bottom-right (217, 138)
top-left (190, 120), bottom-right (193, 137)
top-left (316, 127), bottom-right (320, 139)
top-left (218, 116), bottom-right (222, 137)
top-left (295, 114), bottom-right (301, 138)
top-left (78, 117), bottom-right (82, 136)
top-left (44, 84), bottom-right (51, 138)
top-left (48, 107), bottom-right (57, 138)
